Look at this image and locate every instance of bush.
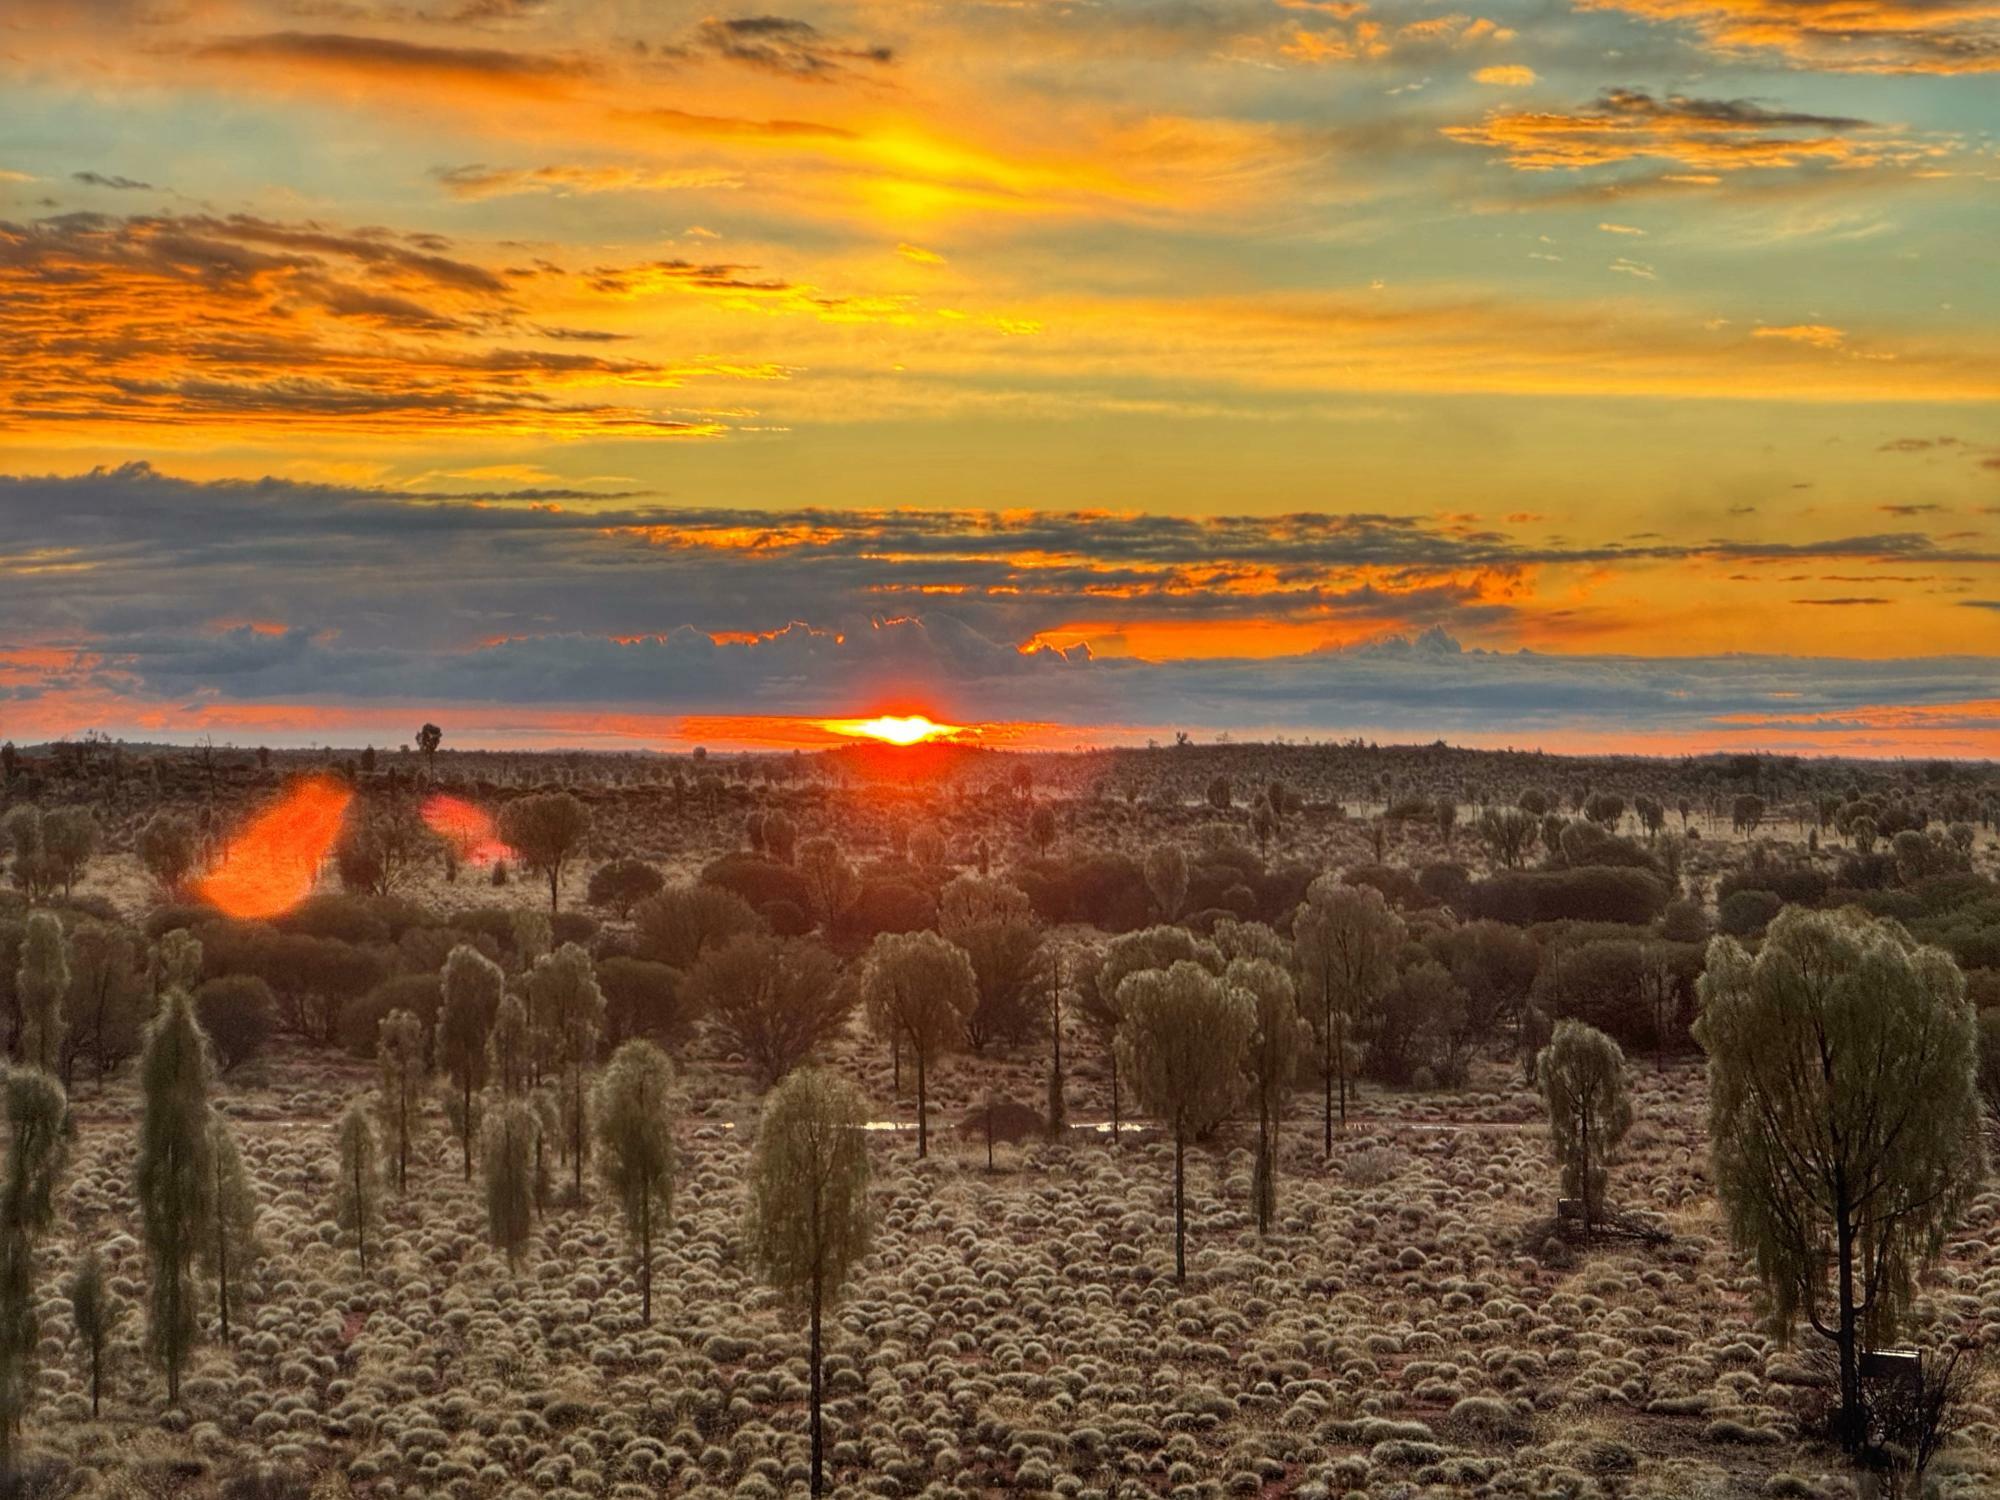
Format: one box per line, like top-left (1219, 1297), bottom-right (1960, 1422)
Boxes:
top-left (598, 956), bottom-right (693, 1047)
top-left (194, 975), bottom-right (278, 1073)
top-left (1468, 866), bottom-right (1668, 926)
top-left (699, 853), bottom-right (813, 917)
top-left (587, 857), bottom-right (664, 919)
top-left (1718, 888), bottom-right (1782, 938)
top-left (339, 973), bottom-right (441, 1059)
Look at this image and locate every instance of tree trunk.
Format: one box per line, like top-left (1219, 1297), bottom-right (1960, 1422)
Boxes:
top-left (640, 1187), bottom-right (652, 1326)
top-left (1173, 1125), bottom-right (1187, 1283)
top-left (809, 1272), bottom-right (825, 1497)
top-left (1836, 1195), bottom-right (1862, 1453)
top-left (1335, 1011), bottom-right (1349, 1132)
top-left (548, 868), bottom-right (560, 914)
top-left (915, 1048), bottom-right (928, 1159)
top-left (1108, 1043), bottom-right (1120, 1147)
top-left (462, 1075), bottom-right (474, 1180)
top-left (1255, 1096), bottom-right (1274, 1236)
top-left (90, 1338), bottom-right (100, 1418)
top-left (890, 1034), bottom-right (901, 1094)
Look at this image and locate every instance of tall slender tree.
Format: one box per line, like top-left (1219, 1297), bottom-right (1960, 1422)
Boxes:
top-left (439, 945), bottom-right (501, 1177)
top-left (334, 1101), bottom-right (382, 1274)
top-left (202, 1114), bottom-right (260, 1345)
top-left (16, 911), bottom-right (69, 1073)
top-left (1537, 1021), bottom-right (1633, 1233)
top-left (529, 943), bottom-right (605, 1200)
top-left (1117, 962), bottom-right (1254, 1282)
top-left (0, 1068), bottom-right (69, 1472)
top-left (483, 1098), bottom-right (538, 1271)
top-left (1697, 909), bottom-right (1985, 1451)
top-left (1082, 927), bottom-right (1224, 1143)
top-left (744, 1068), bottom-right (871, 1499)
top-left (1292, 877), bottom-right (1404, 1150)
top-left (375, 1009), bottom-right (427, 1193)
top-left (1230, 955), bottom-right (1306, 1236)
top-left (68, 1249), bottom-right (119, 1420)
top-left (859, 931), bottom-right (976, 1158)
top-left (593, 1040), bottom-right (677, 1325)
top-left (135, 987), bottom-right (215, 1407)
top-left (487, 992), bottom-right (530, 1099)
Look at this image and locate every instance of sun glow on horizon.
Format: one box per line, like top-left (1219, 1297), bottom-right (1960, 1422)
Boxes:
top-left (821, 714), bottom-right (968, 746)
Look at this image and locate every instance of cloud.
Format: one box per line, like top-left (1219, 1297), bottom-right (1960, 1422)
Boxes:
top-left (1754, 323), bottom-right (1845, 348)
top-left (72, 171), bottom-right (154, 190)
top-left (1576, 0), bottom-right (2000, 75)
top-left (429, 163), bottom-right (743, 199)
top-left (0, 210), bottom-right (778, 436)
top-left (192, 31), bottom-right (592, 96)
top-left (675, 15), bottom-right (895, 81)
top-left (1442, 88), bottom-right (1926, 173)
top-left (1473, 64), bottom-right (1537, 85)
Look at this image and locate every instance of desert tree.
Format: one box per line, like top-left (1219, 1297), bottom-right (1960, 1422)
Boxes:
top-left (1696, 907), bottom-right (1984, 1452)
top-left (498, 792), bottom-right (591, 912)
top-left (796, 836), bottom-right (860, 933)
top-left (416, 721), bottom-right (442, 776)
top-left (1477, 806), bottom-right (1539, 870)
top-left (439, 945), bottom-right (501, 1177)
top-left (16, 911), bottom-right (68, 1073)
top-left (938, 875), bottom-right (1040, 1051)
top-left (859, 930), bottom-right (977, 1158)
top-left (763, 809), bottom-right (797, 865)
top-left (1142, 844), bottom-right (1189, 921)
top-left (529, 942), bottom-right (605, 1200)
top-left (136, 987), bottom-right (216, 1406)
top-left (1081, 926), bottom-right (1224, 1141)
top-left (202, 1114), bottom-right (260, 1345)
top-left (334, 1100), bottom-right (383, 1274)
top-left (1231, 955), bottom-right (1307, 1236)
top-left (68, 1250), bottom-right (119, 1420)
top-left (137, 812), bottom-right (200, 897)
top-left (592, 1040), bottom-right (677, 1325)
top-left (375, 1008), bottom-right (427, 1193)
top-left (1537, 1021), bottom-right (1632, 1233)
top-left (1116, 961), bottom-right (1254, 1282)
top-left (686, 933), bottom-right (849, 1087)
top-left (744, 1067), bottom-right (872, 1499)
top-left (1033, 942), bottom-right (1089, 1135)
top-left (487, 992), bottom-right (531, 1098)
top-left (588, 857), bottom-right (664, 919)
top-left (64, 921), bottom-right (149, 1089)
top-left (1292, 876), bottom-right (1405, 1149)
top-left (633, 882), bottom-right (761, 971)
top-left (0, 1068), bottom-right (68, 1472)
top-left (1027, 804), bottom-right (1057, 855)
top-left (151, 927), bottom-right (204, 1000)
top-left (484, 1098), bottom-right (538, 1270)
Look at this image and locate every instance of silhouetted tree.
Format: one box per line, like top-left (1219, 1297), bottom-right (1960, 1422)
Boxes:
top-left (498, 792), bottom-right (590, 912)
top-left (860, 930), bottom-right (976, 1158)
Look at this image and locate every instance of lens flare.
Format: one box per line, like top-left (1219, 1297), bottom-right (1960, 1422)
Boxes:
top-left (197, 775), bottom-right (353, 919)
top-left (822, 714), bottom-right (966, 746)
top-left (421, 793), bottom-right (510, 865)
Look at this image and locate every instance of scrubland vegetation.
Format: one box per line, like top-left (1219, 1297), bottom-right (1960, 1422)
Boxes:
top-left (1, 731), bottom-right (1998, 1500)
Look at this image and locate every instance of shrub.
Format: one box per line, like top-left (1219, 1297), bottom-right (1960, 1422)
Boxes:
top-left (598, 957), bottom-right (694, 1047)
top-left (1718, 888), bottom-right (1782, 938)
top-left (193, 975), bottom-right (278, 1073)
top-left (1468, 866), bottom-right (1668, 927)
top-left (339, 973), bottom-right (441, 1059)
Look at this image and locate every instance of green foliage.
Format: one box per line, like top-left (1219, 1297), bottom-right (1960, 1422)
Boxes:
top-left (16, 911), bottom-right (69, 1073)
top-left (592, 1040), bottom-right (676, 1323)
top-left (67, 1249), bottom-right (119, 1419)
top-left (586, 857), bottom-right (664, 919)
top-left (859, 930), bottom-right (977, 1157)
top-left (528, 943), bottom-right (604, 1200)
top-left (1537, 1021), bottom-right (1632, 1227)
top-left (439, 945), bottom-right (501, 1177)
top-left (193, 975), bottom-right (277, 1074)
top-left (334, 1100), bottom-right (382, 1273)
top-left (687, 933), bottom-right (848, 1087)
top-left (633, 881), bottom-right (763, 970)
top-left (497, 793), bottom-right (591, 912)
top-left (376, 1008), bottom-right (427, 1193)
top-left (1116, 961), bottom-right (1254, 1280)
top-left (1697, 907), bottom-right (1985, 1449)
top-left (202, 1114), bottom-right (260, 1343)
top-left (136, 988), bottom-right (216, 1405)
top-left (0, 1067), bottom-right (69, 1464)
top-left (1293, 876), bottom-right (1404, 1141)
top-left (744, 1067), bottom-right (871, 1310)
top-left (1229, 955), bottom-right (1304, 1235)
top-left (483, 1099), bottom-right (538, 1270)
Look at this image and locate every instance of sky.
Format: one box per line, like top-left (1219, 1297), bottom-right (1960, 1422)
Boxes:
top-left (0, 0), bottom-right (1996, 756)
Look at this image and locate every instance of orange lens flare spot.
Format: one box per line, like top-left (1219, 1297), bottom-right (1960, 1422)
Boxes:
top-left (197, 775), bottom-right (354, 919)
top-left (822, 714), bottom-right (967, 746)
top-left (421, 793), bottom-right (511, 865)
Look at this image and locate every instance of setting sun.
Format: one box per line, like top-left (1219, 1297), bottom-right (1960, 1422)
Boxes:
top-left (821, 714), bottom-right (967, 747)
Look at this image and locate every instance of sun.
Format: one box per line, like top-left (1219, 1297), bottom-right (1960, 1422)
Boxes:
top-left (822, 714), bottom-right (967, 746)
